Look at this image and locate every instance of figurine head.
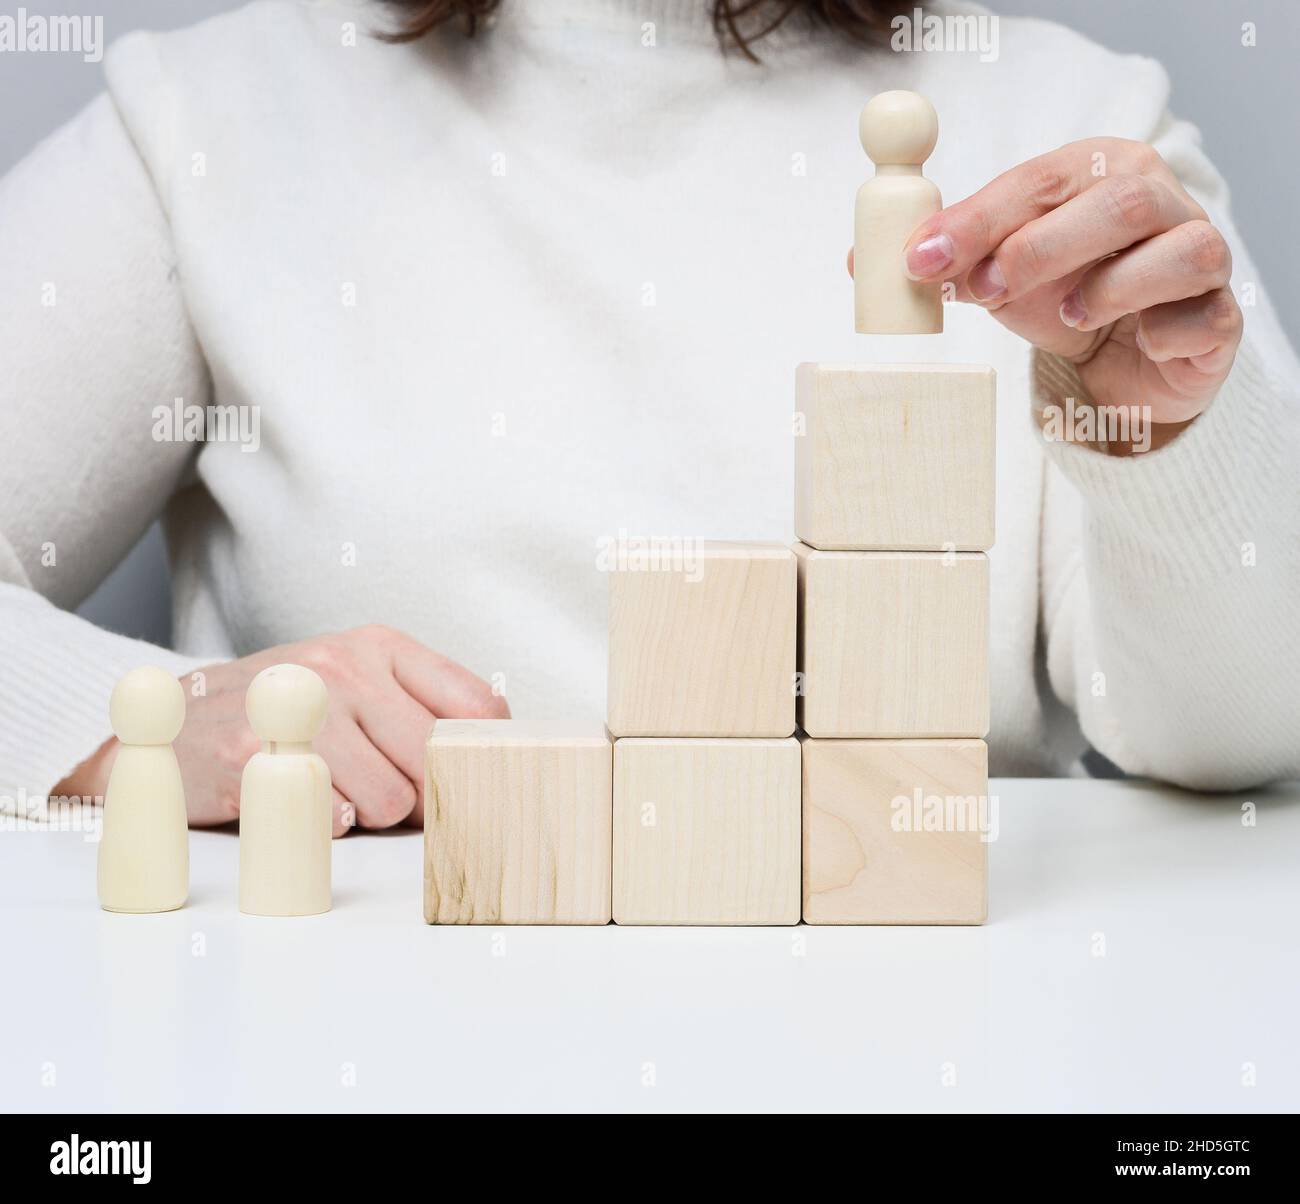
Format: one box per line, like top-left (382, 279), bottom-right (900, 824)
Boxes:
top-left (859, 90), bottom-right (939, 167)
top-left (109, 666), bottom-right (186, 746)
top-left (245, 663), bottom-right (329, 744)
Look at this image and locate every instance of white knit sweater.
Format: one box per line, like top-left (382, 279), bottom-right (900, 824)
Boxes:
top-left (2, 0), bottom-right (1298, 800)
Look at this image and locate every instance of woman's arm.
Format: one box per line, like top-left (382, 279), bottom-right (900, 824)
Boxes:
top-left (1, 93), bottom-right (511, 831)
top-left (900, 112), bottom-right (1299, 789)
top-left (0, 92), bottom-right (212, 805)
top-left (1031, 122), bottom-right (1300, 789)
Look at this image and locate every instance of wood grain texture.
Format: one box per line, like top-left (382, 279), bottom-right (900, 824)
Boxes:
top-left (424, 719), bottom-right (612, 925)
top-left (802, 738), bottom-right (988, 925)
top-left (794, 363), bottom-right (995, 550)
top-left (795, 544), bottom-right (988, 738)
top-left (607, 541), bottom-right (796, 738)
top-left (613, 738), bottom-right (800, 926)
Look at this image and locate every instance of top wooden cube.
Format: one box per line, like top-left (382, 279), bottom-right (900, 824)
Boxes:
top-left (607, 540), bottom-right (796, 738)
top-left (794, 363), bottom-right (996, 551)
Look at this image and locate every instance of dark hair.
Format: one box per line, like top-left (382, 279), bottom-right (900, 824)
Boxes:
top-left (379, 2), bottom-right (901, 61)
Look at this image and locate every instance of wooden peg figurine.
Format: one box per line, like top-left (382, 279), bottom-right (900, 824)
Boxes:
top-left (97, 667), bottom-right (189, 913)
top-left (238, 664), bottom-right (332, 917)
top-left (854, 90), bottom-right (943, 334)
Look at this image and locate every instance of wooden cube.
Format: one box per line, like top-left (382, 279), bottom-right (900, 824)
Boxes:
top-left (607, 540), bottom-right (796, 738)
top-left (802, 738), bottom-right (989, 925)
top-left (424, 720), bottom-right (612, 925)
top-left (613, 737), bottom-right (800, 925)
top-left (795, 544), bottom-right (988, 737)
top-left (794, 362), bottom-right (995, 551)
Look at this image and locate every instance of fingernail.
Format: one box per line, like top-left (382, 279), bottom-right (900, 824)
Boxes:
top-left (905, 233), bottom-right (953, 279)
top-left (968, 257), bottom-right (1006, 303)
top-left (1059, 288), bottom-right (1087, 328)
top-left (1134, 325), bottom-right (1149, 356)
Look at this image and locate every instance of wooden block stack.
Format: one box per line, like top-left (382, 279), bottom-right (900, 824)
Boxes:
top-left (422, 543), bottom-right (803, 927)
top-left (422, 89), bottom-right (994, 928)
top-left (607, 542), bottom-right (801, 924)
top-left (794, 364), bottom-right (995, 924)
top-left (789, 88), bottom-right (996, 926)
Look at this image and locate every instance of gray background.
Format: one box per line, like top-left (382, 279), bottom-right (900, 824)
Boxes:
top-left (3, 0), bottom-right (1296, 648)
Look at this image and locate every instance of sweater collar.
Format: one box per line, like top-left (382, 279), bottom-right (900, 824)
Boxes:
top-left (489, 0), bottom-right (820, 49)
top-left (496, 1), bottom-right (718, 36)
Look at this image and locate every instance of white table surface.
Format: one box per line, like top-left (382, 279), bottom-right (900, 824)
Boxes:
top-left (3, 777), bottom-right (1297, 1113)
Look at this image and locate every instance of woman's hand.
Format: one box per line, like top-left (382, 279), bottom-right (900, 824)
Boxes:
top-left (860, 138), bottom-right (1243, 427)
top-left (58, 625), bottom-right (508, 836)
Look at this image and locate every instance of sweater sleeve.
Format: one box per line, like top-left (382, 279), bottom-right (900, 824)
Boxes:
top-left (0, 91), bottom-right (213, 803)
top-left (1035, 111), bottom-right (1300, 791)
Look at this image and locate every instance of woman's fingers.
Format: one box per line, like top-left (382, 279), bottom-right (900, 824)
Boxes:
top-left (170, 627), bottom-right (510, 837)
top-left (349, 627), bottom-right (507, 829)
top-left (389, 631), bottom-right (509, 720)
top-left (1137, 288), bottom-right (1243, 368)
top-left (297, 626), bottom-right (507, 831)
top-left (355, 679), bottom-right (437, 794)
top-left (864, 134), bottom-right (1237, 419)
top-left (324, 716), bottom-right (418, 829)
top-left (1061, 220), bottom-right (1233, 331)
top-left (963, 174), bottom-right (1196, 306)
top-left (904, 138), bottom-right (1167, 282)
top-left (390, 643), bottom-right (507, 828)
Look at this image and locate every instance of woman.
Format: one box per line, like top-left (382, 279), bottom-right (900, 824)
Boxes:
top-left (2, 0), bottom-right (1296, 833)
